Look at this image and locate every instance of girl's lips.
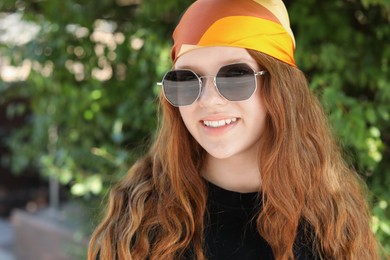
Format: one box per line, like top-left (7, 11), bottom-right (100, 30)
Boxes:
top-left (200, 118), bottom-right (239, 135)
top-left (201, 117), bottom-right (238, 128)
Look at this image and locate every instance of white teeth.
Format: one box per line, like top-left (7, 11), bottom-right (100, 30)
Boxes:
top-left (203, 118), bottom-right (237, 128)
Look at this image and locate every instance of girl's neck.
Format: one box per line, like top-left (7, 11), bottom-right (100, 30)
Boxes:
top-left (202, 152), bottom-right (261, 193)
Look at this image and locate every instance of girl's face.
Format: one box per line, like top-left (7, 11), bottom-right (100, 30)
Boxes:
top-left (176, 46), bottom-right (267, 161)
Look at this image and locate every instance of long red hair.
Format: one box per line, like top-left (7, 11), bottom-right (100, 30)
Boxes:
top-left (88, 50), bottom-right (379, 259)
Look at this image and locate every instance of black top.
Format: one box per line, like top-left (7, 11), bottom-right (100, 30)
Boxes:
top-left (203, 181), bottom-right (318, 260)
top-left (98, 181), bottom-right (319, 260)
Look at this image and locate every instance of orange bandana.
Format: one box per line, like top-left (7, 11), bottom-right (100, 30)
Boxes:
top-left (171, 0), bottom-right (296, 67)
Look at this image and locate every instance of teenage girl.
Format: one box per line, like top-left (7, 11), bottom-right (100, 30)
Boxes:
top-left (88, 0), bottom-right (379, 259)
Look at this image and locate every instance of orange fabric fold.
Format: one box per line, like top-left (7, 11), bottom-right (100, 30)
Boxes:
top-left (171, 0), bottom-right (296, 67)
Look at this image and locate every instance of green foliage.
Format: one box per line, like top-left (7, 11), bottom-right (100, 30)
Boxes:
top-left (0, 0), bottom-right (389, 253)
top-left (287, 0), bottom-right (390, 253)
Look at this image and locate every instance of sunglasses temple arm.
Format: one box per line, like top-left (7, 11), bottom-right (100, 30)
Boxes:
top-left (255, 71), bottom-right (267, 76)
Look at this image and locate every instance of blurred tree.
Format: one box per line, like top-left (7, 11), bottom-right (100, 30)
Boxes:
top-left (286, 0), bottom-right (390, 253)
top-left (0, 0), bottom-right (388, 254)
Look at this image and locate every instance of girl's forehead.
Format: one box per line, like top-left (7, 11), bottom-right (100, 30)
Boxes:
top-left (174, 46), bottom-right (258, 71)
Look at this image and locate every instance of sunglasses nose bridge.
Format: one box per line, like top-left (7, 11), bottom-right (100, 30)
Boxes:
top-left (199, 75), bottom-right (218, 95)
top-left (198, 75), bottom-right (227, 105)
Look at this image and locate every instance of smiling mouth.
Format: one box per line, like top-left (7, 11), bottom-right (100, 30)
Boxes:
top-left (202, 118), bottom-right (237, 128)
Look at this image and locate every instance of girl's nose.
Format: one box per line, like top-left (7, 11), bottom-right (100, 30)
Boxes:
top-left (197, 77), bottom-right (227, 107)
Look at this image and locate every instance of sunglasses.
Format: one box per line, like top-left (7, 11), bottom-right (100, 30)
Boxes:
top-left (157, 63), bottom-right (267, 107)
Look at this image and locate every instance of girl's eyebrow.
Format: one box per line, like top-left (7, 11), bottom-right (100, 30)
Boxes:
top-left (171, 65), bottom-right (203, 77)
top-left (173, 64), bottom-right (197, 70)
